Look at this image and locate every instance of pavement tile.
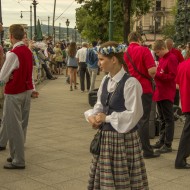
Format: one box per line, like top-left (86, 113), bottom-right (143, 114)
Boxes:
top-left (0, 74), bottom-right (189, 189)
top-left (1, 179), bottom-right (47, 190)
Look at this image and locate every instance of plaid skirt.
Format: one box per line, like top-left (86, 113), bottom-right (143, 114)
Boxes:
top-left (88, 130), bottom-right (148, 190)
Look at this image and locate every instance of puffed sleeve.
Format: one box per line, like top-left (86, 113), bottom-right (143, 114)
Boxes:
top-left (105, 77), bottom-right (143, 133)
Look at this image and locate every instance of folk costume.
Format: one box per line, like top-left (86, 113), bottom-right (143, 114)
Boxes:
top-left (85, 64), bottom-right (148, 189)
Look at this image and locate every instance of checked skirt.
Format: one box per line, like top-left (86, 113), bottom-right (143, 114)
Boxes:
top-left (88, 130), bottom-right (148, 190)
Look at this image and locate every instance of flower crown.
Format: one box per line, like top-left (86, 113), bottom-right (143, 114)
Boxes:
top-left (95, 44), bottom-right (127, 55)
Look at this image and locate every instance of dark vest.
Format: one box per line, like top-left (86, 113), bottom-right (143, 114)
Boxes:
top-left (101, 73), bottom-right (138, 132)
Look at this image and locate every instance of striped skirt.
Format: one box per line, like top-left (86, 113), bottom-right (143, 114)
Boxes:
top-left (88, 130), bottom-right (148, 190)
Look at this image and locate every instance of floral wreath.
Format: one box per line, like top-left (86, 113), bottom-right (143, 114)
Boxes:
top-left (95, 44), bottom-right (127, 55)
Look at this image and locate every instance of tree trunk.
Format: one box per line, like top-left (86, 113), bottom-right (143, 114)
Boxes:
top-left (123, 0), bottom-right (131, 44)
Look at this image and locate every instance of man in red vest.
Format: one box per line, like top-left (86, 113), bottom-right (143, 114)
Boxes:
top-left (0, 24), bottom-right (34, 169)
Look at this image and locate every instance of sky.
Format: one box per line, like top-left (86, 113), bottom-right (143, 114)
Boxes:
top-left (1, 0), bottom-right (82, 28)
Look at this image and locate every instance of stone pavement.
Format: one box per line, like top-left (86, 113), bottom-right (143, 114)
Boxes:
top-left (0, 74), bottom-right (189, 190)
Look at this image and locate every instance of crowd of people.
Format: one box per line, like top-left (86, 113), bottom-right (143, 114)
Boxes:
top-left (0, 23), bottom-right (190, 190)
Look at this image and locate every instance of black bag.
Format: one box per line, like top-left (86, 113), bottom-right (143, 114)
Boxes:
top-left (88, 88), bottom-right (98, 107)
top-left (90, 130), bottom-right (102, 155)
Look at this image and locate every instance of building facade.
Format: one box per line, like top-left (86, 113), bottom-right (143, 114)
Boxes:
top-left (134, 0), bottom-right (177, 42)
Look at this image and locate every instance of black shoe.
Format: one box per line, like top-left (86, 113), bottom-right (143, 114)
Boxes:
top-left (175, 163), bottom-right (190, 169)
top-left (4, 163), bottom-right (25, 169)
top-left (143, 151), bottom-right (160, 159)
top-left (7, 157), bottom-right (12, 163)
top-left (0, 146), bottom-right (6, 151)
top-left (156, 145), bottom-right (172, 154)
top-left (152, 141), bottom-right (164, 149)
top-left (70, 86), bottom-right (73, 91)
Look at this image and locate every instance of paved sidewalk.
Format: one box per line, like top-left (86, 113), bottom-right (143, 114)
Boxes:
top-left (0, 74), bottom-right (189, 190)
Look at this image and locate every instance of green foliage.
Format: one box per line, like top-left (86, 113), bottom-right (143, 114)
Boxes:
top-left (161, 23), bottom-right (175, 40)
top-left (75, 0), bottom-right (152, 42)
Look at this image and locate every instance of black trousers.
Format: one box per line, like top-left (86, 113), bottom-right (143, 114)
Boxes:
top-left (42, 63), bottom-right (53, 79)
top-left (175, 114), bottom-right (190, 167)
top-left (157, 100), bottom-right (174, 147)
top-left (79, 62), bottom-right (90, 91)
top-left (174, 89), bottom-right (179, 106)
top-left (138, 93), bottom-right (154, 155)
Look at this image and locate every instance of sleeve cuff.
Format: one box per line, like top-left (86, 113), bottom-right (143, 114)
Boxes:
top-left (105, 115), bottom-right (111, 123)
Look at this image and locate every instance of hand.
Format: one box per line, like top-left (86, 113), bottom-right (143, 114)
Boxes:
top-left (31, 91), bottom-right (39, 98)
top-left (88, 115), bottom-right (101, 129)
top-left (95, 113), bottom-right (106, 123)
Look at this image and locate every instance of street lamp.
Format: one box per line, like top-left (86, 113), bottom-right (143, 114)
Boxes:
top-left (20, 5), bottom-right (33, 40)
top-left (74, 26), bottom-right (77, 42)
top-left (65, 19), bottom-right (70, 42)
top-left (109, 0), bottom-right (114, 41)
top-left (40, 16), bottom-right (50, 36)
top-left (32, 0), bottom-right (38, 40)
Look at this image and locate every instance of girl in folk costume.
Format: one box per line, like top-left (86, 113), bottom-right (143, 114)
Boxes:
top-left (84, 41), bottom-right (149, 190)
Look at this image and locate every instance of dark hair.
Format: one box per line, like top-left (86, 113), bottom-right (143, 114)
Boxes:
top-left (128, 31), bottom-right (142, 43)
top-left (100, 41), bottom-right (128, 72)
top-left (92, 41), bottom-right (97, 47)
top-left (68, 42), bottom-right (77, 57)
top-left (9, 24), bottom-right (25, 40)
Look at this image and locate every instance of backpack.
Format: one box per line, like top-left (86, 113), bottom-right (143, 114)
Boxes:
top-left (86, 48), bottom-right (98, 66)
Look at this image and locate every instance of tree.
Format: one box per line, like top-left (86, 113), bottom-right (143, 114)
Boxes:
top-left (175, 0), bottom-right (190, 45)
top-left (161, 23), bottom-right (175, 40)
top-left (75, 0), bottom-right (152, 43)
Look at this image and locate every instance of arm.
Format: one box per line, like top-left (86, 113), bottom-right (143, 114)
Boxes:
top-left (148, 67), bottom-right (156, 78)
top-left (0, 52), bottom-right (19, 85)
top-left (96, 77), bottom-right (143, 133)
top-left (155, 57), bottom-right (178, 81)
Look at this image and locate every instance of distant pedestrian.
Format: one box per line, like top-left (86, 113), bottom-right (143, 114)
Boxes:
top-left (85, 41), bottom-right (148, 189)
top-left (66, 42), bottom-right (78, 91)
top-left (76, 42), bottom-right (90, 92)
top-left (86, 41), bottom-right (99, 92)
top-left (152, 40), bottom-right (178, 154)
top-left (175, 58), bottom-right (190, 169)
top-left (0, 24), bottom-right (34, 169)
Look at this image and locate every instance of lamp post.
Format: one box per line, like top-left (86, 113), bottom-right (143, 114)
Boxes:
top-left (109, 0), bottom-right (114, 41)
top-left (59, 23), bottom-right (61, 41)
top-left (32, 0), bottom-right (38, 40)
top-left (20, 5), bottom-right (33, 40)
top-left (40, 16), bottom-right (50, 37)
top-left (74, 26), bottom-right (77, 42)
top-left (66, 19), bottom-right (70, 43)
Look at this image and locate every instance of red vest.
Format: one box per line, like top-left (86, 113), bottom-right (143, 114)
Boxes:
top-left (5, 45), bottom-right (33, 94)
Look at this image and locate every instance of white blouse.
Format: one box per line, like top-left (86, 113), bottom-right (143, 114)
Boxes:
top-left (84, 67), bottom-right (143, 133)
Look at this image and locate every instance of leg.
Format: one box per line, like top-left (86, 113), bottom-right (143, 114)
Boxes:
top-left (174, 89), bottom-right (179, 106)
top-left (79, 63), bottom-right (86, 91)
top-left (4, 94), bottom-right (25, 167)
top-left (175, 114), bottom-right (190, 167)
top-left (138, 94), bottom-right (154, 155)
top-left (89, 68), bottom-right (98, 92)
top-left (161, 100), bottom-right (174, 147)
top-left (85, 67), bottom-right (91, 91)
top-left (22, 91), bottom-right (32, 143)
top-left (156, 101), bottom-right (166, 144)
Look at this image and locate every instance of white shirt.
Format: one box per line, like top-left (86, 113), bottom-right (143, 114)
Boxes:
top-left (76, 47), bottom-right (87, 62)
top-left (84, 67), bottom-right (143, 133)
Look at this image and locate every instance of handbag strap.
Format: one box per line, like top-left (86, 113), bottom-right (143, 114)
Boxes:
top-left (125, 51), bottom-right (152, 82)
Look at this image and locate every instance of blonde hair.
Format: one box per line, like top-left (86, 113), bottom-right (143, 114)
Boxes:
top-left (153, 40), bottom-right (167, 51)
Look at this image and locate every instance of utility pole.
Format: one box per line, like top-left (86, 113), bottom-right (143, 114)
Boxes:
top-left (52, 0), bottom-right (56, 45)
top-left (30, 5), bottom-right (32, 40)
